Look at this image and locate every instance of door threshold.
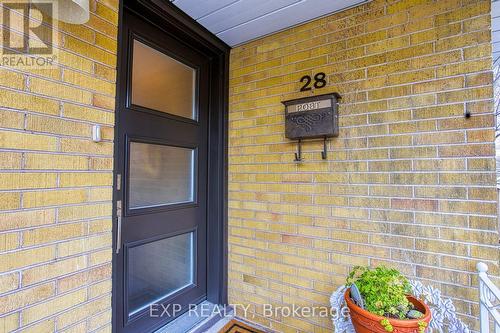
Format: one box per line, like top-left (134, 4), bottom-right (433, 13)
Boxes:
top-left (154, 301), bottom-right (233, 333)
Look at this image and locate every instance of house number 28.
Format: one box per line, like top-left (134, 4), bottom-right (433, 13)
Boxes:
top-left (299, 72), bottom-right (327, 91)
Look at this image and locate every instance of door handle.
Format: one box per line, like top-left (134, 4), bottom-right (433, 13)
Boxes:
top-left (116, 200), bottom-right (122, 254)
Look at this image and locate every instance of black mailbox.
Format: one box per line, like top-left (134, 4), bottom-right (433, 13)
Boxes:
top-left (282, 93), bottom-right (340, 140)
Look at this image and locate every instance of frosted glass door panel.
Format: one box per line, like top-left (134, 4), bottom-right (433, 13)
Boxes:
top-left (128, 232), bottom-right (194, 315)
top-left (131, 40), bottom-right (197, 120)
top-left (129, 142), bottom-right (195, 209)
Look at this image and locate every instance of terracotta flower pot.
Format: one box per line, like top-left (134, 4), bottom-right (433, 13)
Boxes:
top-left (344, 289), bottom-right (431, 333)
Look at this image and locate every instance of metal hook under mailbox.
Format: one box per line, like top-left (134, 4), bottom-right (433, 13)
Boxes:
top-left (294, 139), bottom-right (302, 162)
top-left (321, 137), bottom-right (328, 160)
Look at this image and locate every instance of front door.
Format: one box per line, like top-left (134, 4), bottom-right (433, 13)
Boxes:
top-left (114, 8), bottom-right (210, 333)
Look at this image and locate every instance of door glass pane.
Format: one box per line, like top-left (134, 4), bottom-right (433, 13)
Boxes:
top-left (131, 40), bottom-right (197, 120)
top-left (129, 142), bottom-right (194, 209)
top-left (128, 232), bottom-right (194, 316)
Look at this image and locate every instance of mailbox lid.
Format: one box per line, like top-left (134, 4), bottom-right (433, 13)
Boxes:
top-left (282, 92), bottom-right (341, 112)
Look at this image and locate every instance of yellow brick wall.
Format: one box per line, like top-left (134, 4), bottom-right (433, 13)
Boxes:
top-left (228, 0), bottom-right (498, 332)
top-left (0, 1), bottom-right (118, 332)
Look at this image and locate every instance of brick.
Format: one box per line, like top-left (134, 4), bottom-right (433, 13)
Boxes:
top-left (63, 103), bottom-right (114, 125)
top-left (23, 189), bottom-right (87, 208)
top-left (439, 114), bottom-right (494, 130)
top-left (89, 249), bottom-right (112, 266)
top-left (22, 288), bottom-right (87, 325)
top-left (20, 319), bottom-right (55, 333)
top-left (467, 101), bottom-right (493, 115)
top-left (94, 63), bottom-right (116, 82)
top-left (435, 31), bottom-right (490, 52)
top-left (30, 77), bottom-right (92, 104)
top-left (59, 21), bottom-right (95, 42)
top-left (370, 186), bottom-right (412, 198)
top-left (416, 266), bottom-right (469, 286)
top-left (368, 85), bottom-right (411, 100)
top-left (466, 72), bottom-right (493, 87)
top-left (439, 173), bottom-right (495, 186)
top-left (25, 153), bottom-right (89, 170)
top-left (464, 44), bottom-right (491, 60)
top-left (65, 36), bottom-right (116, 67)
top-left (387, 69), bottom-right (434, 85)
top-left (59, 173), bottom-right (113, 187)
top-left (0, 232), bottom-right (19, 252)
top-left (57, 265), bottom-right (111, 293)
top-left (368, 135), bottom-right (412, 147)
top-left (387, 43), bottom-right (434, 62)
top-left (90, 323), bottom-right (112, 333)
top-left (391, 198), bottom-right (438, 212)
top-left (414, 131), bottom-right (465, 145)
top-left (469, 187), bottom-right (497, 201)
top-left (412, 50), bottom-right (462, 70)
top-left (369, 110), bottom-right (411, 124)
top-left (415, 186), bottom-right (466, 199)
top-left (88, 188), bottom-right (113, 202)
top-left (437, 59), bottom-right (491, 77)
top-left (413, 104), bottom-right (464, 119)
top-left (435, 2), bottom-right (490, 26)
top-left (88, 309), bottom-right (112, 331)
top-left (26, 114), bottom-right (91, 137)
top-left (57, 296), bottom-right (110, 329)
top-left (440, 200), bottom-right (496, 215)
top-left (0, 283), bottom-right (54, 314)
top-left (437, 87), bottom-right (492, 104)
top-left (441, 228), bottom-right (497, 244)
top-left (413, 77), bottom-right (464, 94)
top-left (0, 88), bottom-right (60, 115)
top-left (471, 245), bottom-right (499, 260)
top-left (388, 94), bottom-right (435, 109)
top-left (0, 152), bottom-right (22, 169)
top-left (22, 223), bottom-right (87, 247)
top-left (0, 131), bottom-right (57, 151)
top-left (0, 68), bottom-right (24, 90)
top-left (410, 23), bottom-right (461, 44)
top-left (0, 245), bottom-right (55, 272)
top-left (63, 69), bottom-right (115, 96)
top-left (415, 212), bottom-right (467, 227)
top-left (439, 144), bottom-right (494, 157)
top-left (281, 235), bottom-right (312, 247)
top-left (389, 120), bottom-right (435, 134)
top-left (87, 10), bottom-right (117, 33)
top-left (58, 203), bottom-right (112, 221)
top-left (468, 158), bottom-right (496, 171)
top-left (22, 256), bottom-right (87, 285)
top-left (386, 0), bottom-right (429, 14)
top-left (58, 50), bottom-right (94, 72)
top-left (0, 272), bottom-right (18, 294)
top-left (463, 15), bottom-right (490, 33)
top-left (95, 2), bottom-right (119, 22)
top-left (391, 173), bottom-right (438, 185)
top-left (0, 109), bottom-right (24, 129)
top-left (0, 312), bottom-right (19, 332)
top-left (96, 33), bottom-right (118, 53)
top-left (366, 36), bottom-right (409, 54)
top-left (60, 138), bottom-right (114, 155)
top-left (0, 209), bottom-right (55, 231)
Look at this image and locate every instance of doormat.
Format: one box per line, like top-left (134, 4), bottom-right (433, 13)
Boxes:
top-left (219, 319), bottom-right (266, 333)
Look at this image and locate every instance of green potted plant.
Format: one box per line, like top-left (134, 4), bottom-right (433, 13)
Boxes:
top-left (344, 266), bottom-right (431, 333)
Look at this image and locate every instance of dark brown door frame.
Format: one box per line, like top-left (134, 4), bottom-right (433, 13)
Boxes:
top-left (112, 1), bottom-right (229, 332)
